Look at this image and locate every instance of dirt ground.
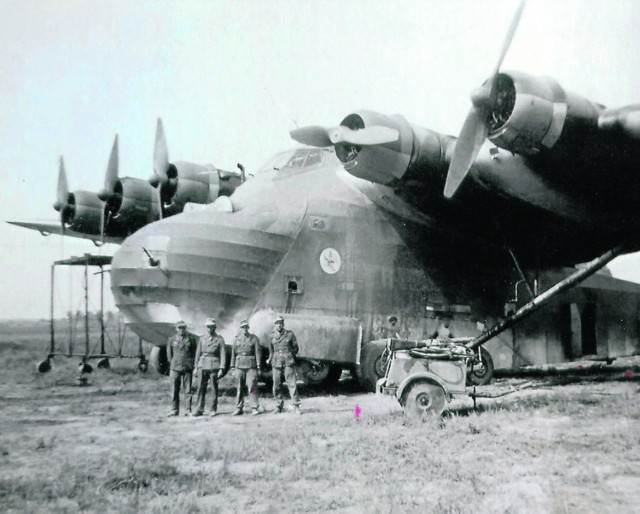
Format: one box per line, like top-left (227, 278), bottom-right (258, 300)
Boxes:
top-left (1, 321), bottom-right (640, 513)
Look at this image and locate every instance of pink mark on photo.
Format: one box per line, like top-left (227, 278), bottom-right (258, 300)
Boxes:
top-left (624, 370), bottom-right (633, 379)
top-left (354, 404), bottom-right (362, 419)
top-left (577, 364), bottom-right (584, 370)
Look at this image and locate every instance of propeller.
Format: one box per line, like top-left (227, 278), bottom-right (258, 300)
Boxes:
top-left (290, 124), bottom-right (400, 148)
top-left (53, 157), bottom-right (71, 233)
top-left (444, 0), bottom-right (526, 199)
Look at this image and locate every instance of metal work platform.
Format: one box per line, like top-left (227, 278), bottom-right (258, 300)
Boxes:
top-left (38, 253), bottom-right (148, 375)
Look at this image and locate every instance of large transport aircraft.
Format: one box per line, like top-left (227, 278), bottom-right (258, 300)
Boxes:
top-left (9, 2), bottom-right (640, 390)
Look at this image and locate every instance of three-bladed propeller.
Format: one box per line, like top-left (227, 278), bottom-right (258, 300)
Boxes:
top-left (290, 124), bottom-right (400, 148)
top-left (443, 0), bottom-right (526, 199)
top-left (53, 157), bottom-right (71, 233)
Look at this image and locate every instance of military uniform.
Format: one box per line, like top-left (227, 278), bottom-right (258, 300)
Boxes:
top-left (231, 329), bottom-right (262, 414)
top-left (167, 331), bottom-right (198, 415)
top-left (194, 332), bottom-right (226, 415)
top-left (270, 325), bottom-right (300, 411)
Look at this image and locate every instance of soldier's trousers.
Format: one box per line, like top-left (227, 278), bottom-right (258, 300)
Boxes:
top-left (272, 365), bottom-right (299, 407)
top-left (195, 369), bottom-right (220, 414)
top-left (235, 368), bottom-right (259, 411)
top-left (170, 369), bottom-right (193, 414)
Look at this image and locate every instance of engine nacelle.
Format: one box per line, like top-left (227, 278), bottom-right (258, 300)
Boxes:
top-left (487, 71), bottom-right (601, 156)
top-left (64, 190), bottom-right (103, 235)
top-left (104, 177), bottom-right (160, 236)
top-left (160, 162), bottom-right (242, 217)
top-left (334, 110), bottom-right (451, 187)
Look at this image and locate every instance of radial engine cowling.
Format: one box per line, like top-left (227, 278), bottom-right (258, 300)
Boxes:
top-left (104, 177), bottom-right (160, 235)
top-left (485, 71), bottom-right (600, 156)
top-left (63, 190), bottom-right (103, 235)
top-left (333, 111), bottom-right (450, 187)
top-left (159, 162), bottom-right (242, 217)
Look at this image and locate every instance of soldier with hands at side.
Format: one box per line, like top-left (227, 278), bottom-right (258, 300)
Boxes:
top-left (167, 321), bottom-right (198, 416)
top-left (269, 315), bottom-right (301, 414)
top-left (193, 318), bottom-right (226, 417)
top-left (231, 319), bottom-right (262, 416)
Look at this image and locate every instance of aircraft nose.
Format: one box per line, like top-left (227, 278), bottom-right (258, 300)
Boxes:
top-left (110, 206), bottom-right (297, 340)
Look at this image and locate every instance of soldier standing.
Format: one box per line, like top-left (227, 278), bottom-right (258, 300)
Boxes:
top-left (193, 318), bottom-right (226, 417)
top-left (231, 320), bottom-right (262, 416)
top-left (387, 316), bottom-right (401, 339)
top-left (268, 315), bottom-right (301, 414)
top-left (166, 321), bottom-right (197, 416)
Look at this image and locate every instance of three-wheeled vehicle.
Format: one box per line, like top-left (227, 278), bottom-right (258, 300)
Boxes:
top-left (376, 338), bottom-right (491, 418)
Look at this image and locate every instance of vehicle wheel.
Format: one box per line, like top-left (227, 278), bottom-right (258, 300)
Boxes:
top-left (137, 357), bottom-right (149, 373)
top-left (467, 347), bottom-right (494, 386)
top-left (78, 361), bottom-right (93, 374)
top-left (97, 358), bottom-right (110, 369)
top-left (37, 359), bottom-right (51, 373)
top-left (402, 381), bottom-right (446, 419)
top-left (149, 346), bottom-right (170, 376)
top-left (356, 340), bottom-right (387, 391)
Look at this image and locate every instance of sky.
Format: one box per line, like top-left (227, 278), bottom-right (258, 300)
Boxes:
top-left (1, 0), bottom-right (639, 319)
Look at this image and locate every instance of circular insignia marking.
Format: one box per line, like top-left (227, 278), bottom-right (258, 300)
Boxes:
top-left (319, 248), bottom-right (341, 274)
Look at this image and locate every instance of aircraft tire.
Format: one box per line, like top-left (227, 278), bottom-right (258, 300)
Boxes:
top-left (467, 347), bottom-right (494, 386)
top-left (402, 380), bottom-right (446, 419)
top-left (149, 346), bottom-right (170, 376)
top-left (356, 340), bottom-right (387, 391)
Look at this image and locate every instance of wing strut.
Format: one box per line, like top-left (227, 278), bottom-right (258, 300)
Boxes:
top-left (467, 244), bottom-right (628, 351)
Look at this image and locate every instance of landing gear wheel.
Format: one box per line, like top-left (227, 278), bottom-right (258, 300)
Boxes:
top-left (296, 361), bottom-right (342, 387)
top-left (356, 340), bottom-right (387, 391)
top-left (149, 346), bottom-right (170, 376)
top-left (402, 381), bottom-right (446, 419)
top-left (467, 347), bottom-right (494, 386)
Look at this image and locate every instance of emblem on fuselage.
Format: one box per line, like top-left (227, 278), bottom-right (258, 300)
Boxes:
top-left (319, 247), bottom-right (341, 275)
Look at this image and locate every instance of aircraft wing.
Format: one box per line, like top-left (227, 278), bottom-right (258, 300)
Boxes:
top-left (6, 220), bottom-right (124, 245)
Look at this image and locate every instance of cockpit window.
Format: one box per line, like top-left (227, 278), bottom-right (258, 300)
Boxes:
top-left (257, 149), bottom-right (324, 174)
top-left (286, 149), bottom-right (322, 169)
top-left (257, 152), bottom-right (293, 174)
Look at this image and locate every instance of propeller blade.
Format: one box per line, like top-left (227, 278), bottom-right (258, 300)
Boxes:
top-left (153, 118), bottom-right (170, 183)
top-left (99, 135), bottom-right (119, 200)
top-left (290, 126), bottom-right (332, 147)
top-left (329, 125), bottom-right (400, 146)
top-left (490, 0), bottom-right (526, 82)
top-left (444, 0), bottom-right (525, 199)
top-left (54, 157), bottom-right (69, 211)
top-left (444, 108), bottom-right (488, 199)
top-left (599, 106), bottom-right (640, 139)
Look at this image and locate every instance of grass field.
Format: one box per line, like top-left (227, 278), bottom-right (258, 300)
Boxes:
top-left (1, 320), bottom-right (639, 513)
